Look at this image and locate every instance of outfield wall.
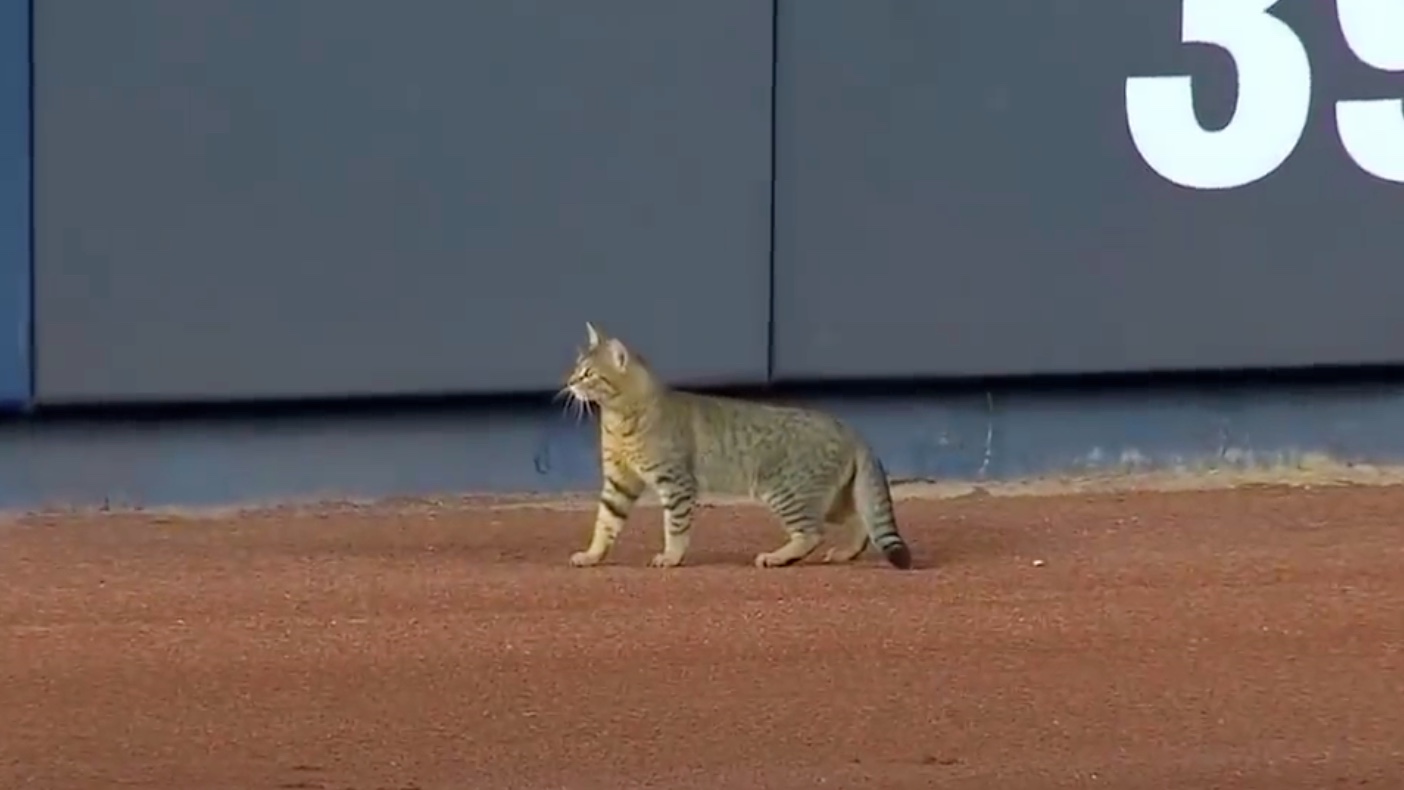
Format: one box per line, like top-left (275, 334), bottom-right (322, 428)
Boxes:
top-left (3, 1), bottom-right (1402, 509)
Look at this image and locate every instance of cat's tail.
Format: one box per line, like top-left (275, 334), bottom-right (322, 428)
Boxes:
top-left (852, 445), bottom-right (913, 569)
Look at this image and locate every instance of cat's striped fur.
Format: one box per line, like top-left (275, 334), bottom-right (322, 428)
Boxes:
top-left (562, 322), bottom-right (913, 570)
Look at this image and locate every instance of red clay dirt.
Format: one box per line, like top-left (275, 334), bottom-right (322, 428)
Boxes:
top-left (3, 484), bottom-right (1403, 790)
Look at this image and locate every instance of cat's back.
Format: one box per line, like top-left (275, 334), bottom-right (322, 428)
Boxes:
top-left (663, 391), bottom-right (856, 488)
top-left (668, 389), bottom-right (846, 437)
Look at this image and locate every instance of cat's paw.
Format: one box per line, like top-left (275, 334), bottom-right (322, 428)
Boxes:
top-left (822, 547), bottom-right (862, 564)
top-left (648, 552), bottom-right (684, 568)
top-left (570, 551), bottom-right (604, 568)
top-left (754, 551), bottom-right (800, 568)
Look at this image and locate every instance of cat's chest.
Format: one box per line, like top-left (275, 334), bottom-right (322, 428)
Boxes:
top-left (601, 419), bottom-right (672, 464)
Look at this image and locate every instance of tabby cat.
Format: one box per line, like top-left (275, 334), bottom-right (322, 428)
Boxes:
top-left (561, 322), bottom-right (914, 570)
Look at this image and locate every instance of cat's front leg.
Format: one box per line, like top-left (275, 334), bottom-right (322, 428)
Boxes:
top-left (648, 473), bottom-right (698, 568)
top-left (570, 463), bottom-right (644, 567)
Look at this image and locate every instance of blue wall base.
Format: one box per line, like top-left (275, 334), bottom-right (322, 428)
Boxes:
top-left (3, 380), bottom-right (1404, 512)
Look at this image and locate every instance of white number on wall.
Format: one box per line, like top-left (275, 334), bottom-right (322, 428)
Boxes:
top-left (1125, 0), bottom-right (1404, 190)
top-left (1335, 0), bottom-right (1404, 183)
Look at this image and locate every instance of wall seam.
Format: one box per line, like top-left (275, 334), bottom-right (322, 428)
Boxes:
top-left (764, 0), bottom-right (779, 384)
top-left (25, 0), bottom-right (34, 410)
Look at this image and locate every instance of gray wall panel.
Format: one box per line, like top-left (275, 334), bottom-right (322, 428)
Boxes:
top-left (0, 0), bottom-right (31, 410)
top-left (34, 0), bottom-right (772, 403)
top-left (773, 0), bottom-right (1404, 381)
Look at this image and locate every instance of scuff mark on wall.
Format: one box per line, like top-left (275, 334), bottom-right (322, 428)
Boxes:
top-left (6, 379), bottom-right (1404, 510)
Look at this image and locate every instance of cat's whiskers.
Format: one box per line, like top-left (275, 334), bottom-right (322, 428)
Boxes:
top-left (559, 386), bottom-right (596, 425)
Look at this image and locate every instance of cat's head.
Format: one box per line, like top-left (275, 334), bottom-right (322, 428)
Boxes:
top-left (563, 322), bottom-right (656, 409)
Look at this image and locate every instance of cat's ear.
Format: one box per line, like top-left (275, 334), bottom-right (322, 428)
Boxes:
top-left (605, 337), bottom-right (630, 370)
top-left (584, 321), bottom-right (602, 348)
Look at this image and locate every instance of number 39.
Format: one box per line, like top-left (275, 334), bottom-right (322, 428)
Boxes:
top-left (1125, 0), bottom-right (1404, 189)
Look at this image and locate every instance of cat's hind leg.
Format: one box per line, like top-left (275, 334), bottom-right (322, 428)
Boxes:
top-left (822, 516), bottom-right (870, 564)
top-left (821, 481), bottom-right (868, 563)
top-left (756, 490), bottom-right (824, 568)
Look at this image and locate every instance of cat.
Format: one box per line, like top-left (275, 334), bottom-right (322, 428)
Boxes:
top-left (561, 322), bottom-right (914, 570)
